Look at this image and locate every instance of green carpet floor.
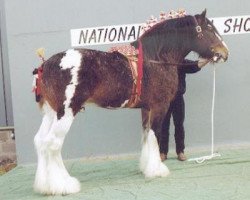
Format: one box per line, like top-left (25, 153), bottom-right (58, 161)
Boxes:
top-left (0, 147), bottom-right (250, 200)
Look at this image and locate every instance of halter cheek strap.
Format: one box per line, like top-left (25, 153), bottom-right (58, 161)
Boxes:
top-left (196, 26), bottom-right (203, 39)
top-left (193, 16), bottom-right (203, 39)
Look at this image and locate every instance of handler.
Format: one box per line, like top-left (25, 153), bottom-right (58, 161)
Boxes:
top-left (160, 58), bottom-right (209, 161)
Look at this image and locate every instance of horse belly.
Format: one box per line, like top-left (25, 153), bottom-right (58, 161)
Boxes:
top-left (90, 75), bottom-right (133, 108)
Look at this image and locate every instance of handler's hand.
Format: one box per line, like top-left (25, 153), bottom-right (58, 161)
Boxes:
top-left (198, 58), bottom-right (210, 68)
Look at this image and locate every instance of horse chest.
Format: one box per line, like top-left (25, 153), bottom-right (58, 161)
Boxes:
top-left (141, 65), bottom-right (178, 105)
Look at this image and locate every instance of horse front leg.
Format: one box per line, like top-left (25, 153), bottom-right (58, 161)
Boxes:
top-left (140, 107), bottom-right (170, 178)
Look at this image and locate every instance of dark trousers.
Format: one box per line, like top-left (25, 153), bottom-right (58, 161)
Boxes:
top-left (160, 94), bottom-right (185, 154)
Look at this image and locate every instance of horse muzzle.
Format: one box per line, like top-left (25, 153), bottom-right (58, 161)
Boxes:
top-left (212, 44), bottom-right (229, 63)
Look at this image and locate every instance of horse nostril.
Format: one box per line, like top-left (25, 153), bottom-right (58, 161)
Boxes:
top-left (215, 53), bottom-right (221, 57)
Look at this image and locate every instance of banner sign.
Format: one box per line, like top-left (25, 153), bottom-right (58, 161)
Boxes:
top-left (71, 15), bottom-right (250, 47)
top-left (211, 15), bottom-right (249, 35)
top-left (71, 23), bottom-right (142, 47)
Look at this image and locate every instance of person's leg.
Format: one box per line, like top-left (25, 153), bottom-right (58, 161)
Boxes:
top-left (172, 95), bottom-right (186, 161)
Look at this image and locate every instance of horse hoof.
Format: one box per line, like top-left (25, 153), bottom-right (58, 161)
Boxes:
top-left (34, 176), bottom-right (81, 195)
top-left (49, 176), bottom-right (81, 195)
top-left (144, 162), bottom-right (170, 178)
top-left (158, 162), bottom-right (170, 177)
top-left (34, 180), bottom-right (48, 195)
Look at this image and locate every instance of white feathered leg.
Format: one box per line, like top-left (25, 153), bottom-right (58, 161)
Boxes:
top-left (34, 106), bottom-right (80, 195)
top-left (44, 112), bottom-right (80, 195)
top-left (140, 129), bottom-right (170, 178)
top-left (34, 103), bottom-right (55, 194)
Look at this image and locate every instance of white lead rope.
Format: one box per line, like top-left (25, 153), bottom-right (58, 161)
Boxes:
top-left (188, 66), bottom-right (221, 163)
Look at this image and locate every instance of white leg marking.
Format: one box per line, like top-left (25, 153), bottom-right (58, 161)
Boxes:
top-left (36, 111), bottom-right (80, 195)
top-left (34, 102), bottom-right (55, 194)
top-left (140, 129), bottom-right (170, 178)
top-left (140, 132), bottom-right (149, 172)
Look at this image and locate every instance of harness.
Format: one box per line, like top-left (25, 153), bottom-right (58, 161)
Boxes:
top-left (109, 42), bottom-right (143, 108)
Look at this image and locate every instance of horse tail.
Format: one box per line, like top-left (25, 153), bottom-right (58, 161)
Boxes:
top-left (32, 48), bottom-right (45, 107)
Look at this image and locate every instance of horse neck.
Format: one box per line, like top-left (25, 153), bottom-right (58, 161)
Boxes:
top-left (140, 32), bottom-right (193, 63)
top-left (161, 49), bottom-right (190, 63)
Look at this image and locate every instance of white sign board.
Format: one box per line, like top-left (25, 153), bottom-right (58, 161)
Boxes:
top-left (71, 15), bottom-right (250, 47)
top-left (211, 15), bottom-right (249, 35)
top-left (71, 23), bottom-right (142, 47)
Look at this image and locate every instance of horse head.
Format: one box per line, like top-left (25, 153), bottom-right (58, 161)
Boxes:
top-left (193, 9), bottom-right (229, 63)
top-left (134, 9), bottom-right (229, 64)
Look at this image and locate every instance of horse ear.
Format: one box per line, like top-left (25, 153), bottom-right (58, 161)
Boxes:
top-left (198, 9), bottom-right (207, 25)
top-left (201, 9), bottom-right (207, 20)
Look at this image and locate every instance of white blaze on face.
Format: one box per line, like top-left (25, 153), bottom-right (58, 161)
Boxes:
top-left (215, 32), bottom-right (229, 52)
top-left (214, 33), bottom-right (229, 62)
top-left (208, 23), bottom-right (229, 53)
top-left (212, 26), bottom-right (229, 53)
top-left (222, 40), bottom-right (229, 52)
top-left (59, 49), bottom-right (82, 115)
top-left (208, 25), bottom-right (229, 62)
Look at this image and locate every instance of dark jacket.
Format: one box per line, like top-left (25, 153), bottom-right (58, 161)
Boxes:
top-left (177, 60), bottom-right (201, 95)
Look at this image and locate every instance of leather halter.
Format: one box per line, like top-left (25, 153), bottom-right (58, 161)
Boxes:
top-left (193, 16), bottom-right (203, 39)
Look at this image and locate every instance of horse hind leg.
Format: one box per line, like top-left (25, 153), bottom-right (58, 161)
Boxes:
top-left (40, 107), bottom-right (80, 195)
top-left (140, 108), bottom-right (170, 178)
top-left (34, 102), bottom-right (55, 194)
top-left (43, 88), bottom-right (94, 195)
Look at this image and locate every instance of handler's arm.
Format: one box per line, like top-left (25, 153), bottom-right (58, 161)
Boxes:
top-left (180, 59), bottom-right (209, 73)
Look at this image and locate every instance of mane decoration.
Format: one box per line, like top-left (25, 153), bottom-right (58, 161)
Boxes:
top-left (141, 9), bottom-right (187, 34)
top-left (108, 8), bottom-right (187, 56)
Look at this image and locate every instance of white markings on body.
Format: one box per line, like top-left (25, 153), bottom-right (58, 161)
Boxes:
top-left (60, 49), bottom-right (82, 115)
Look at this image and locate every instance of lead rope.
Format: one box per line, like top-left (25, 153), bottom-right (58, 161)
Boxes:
top-left (188, 66), bottom-right (221, 163)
